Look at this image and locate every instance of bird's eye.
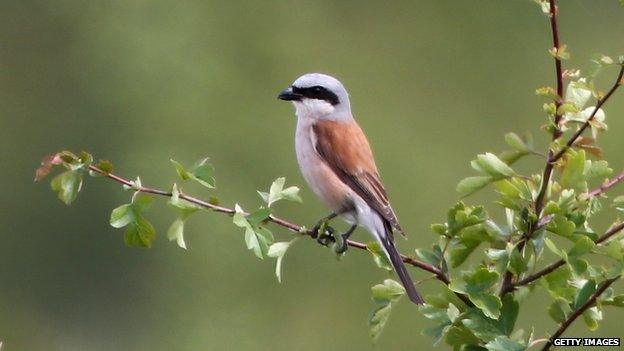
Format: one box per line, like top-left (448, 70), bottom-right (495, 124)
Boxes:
top-left (313, 86), bottom-right (323, 93)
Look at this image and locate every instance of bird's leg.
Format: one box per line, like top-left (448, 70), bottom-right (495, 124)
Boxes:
top-left (311, 212), bottom-right (337, 238)
top-left (334, 224), bottom-right (357, 254)
top-left (311, 212), bottom-right (338, 246)
top-left (316, 226), bottom-right (335, 247)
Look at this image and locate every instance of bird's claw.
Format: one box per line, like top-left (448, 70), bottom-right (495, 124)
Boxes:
top-left (311, 218), bottom-right (333, 238)
top-left (315, 226), bottom-right (335, 246)
top-left (333, 233), bottom-right (350, 254)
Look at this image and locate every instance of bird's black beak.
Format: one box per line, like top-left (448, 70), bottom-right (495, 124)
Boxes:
top-left (278, 87), bottom-right (302, 101)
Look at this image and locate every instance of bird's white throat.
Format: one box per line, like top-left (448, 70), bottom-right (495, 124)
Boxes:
top-left (292, 99), bottom-right (353, 122)
top-left (293, 99), bottom-right (335, 119)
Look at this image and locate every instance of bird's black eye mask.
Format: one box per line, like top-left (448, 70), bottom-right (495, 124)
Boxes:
top-left (292, 85), bottom-right (340, 105)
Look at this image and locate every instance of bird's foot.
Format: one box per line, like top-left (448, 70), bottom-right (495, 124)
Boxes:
top-left (310, 214), bottom-right (336, 239)
top-left (316, 226), bottom-right (335, 246)
top-left (333, 233), bottom-right (349, 254)
top-left (333, 224), bottom-right (357, 254)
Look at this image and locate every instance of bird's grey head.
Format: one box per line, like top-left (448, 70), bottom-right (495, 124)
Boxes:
top-left (278, 73), bottom-right (352, 120)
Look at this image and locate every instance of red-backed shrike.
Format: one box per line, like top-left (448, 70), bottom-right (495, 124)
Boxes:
top-left (278, 73), bottom-right (423, 305)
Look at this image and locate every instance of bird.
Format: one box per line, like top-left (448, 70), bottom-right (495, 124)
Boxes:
top-left (277, 72), bottom-right (424, 305)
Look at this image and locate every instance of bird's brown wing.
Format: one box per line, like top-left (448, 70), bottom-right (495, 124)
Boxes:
top-left (312, 119), bottom-right (405, 236)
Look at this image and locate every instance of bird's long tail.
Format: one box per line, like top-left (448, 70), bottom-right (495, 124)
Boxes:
top-left (377, 229), bottom-right (424, 305)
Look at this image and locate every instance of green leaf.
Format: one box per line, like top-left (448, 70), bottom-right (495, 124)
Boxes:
top-left (445, 326), bottom-right (480, 349)
top-left (446, 202), bottom-right (488, 237)
top-left (251, 227), bottom-right (274, 259)
top-left (450, 267), bottom-right (502, 319)
top-left (447, 303), bottom-right (461, 322)
top-left (545, 215), bottom-right (576, 238)
top-left (124, 216), bottom-right (156, 248)
top-left (606, 261), bottom-right (624, 279)
top-left (457, 176), bottom-right (494, 197)
top-left (170, 159), bottom-right (190, 180)
top-left (504, 133), bottom-right (531, 153)
top-left (570, 258), bottom-right (589, 275)
top-left (166, 185), bottom-right (202, 249)
top-left (243, 227), bottom-right (269, 259)
top-left (499, 133), bottom-right (534, 165)
top-left (110, 204), bottom-right (134, 228)
top-left (499, 294), bottom-right (519, 335)
top-left (574, 279), bottom-right (597, 310)
top-left (431, 223), bottom-right (448, 236)
top-left (450, 226), bottom-right (488, 267)
top-left (588, 55), bottom-right (603, 77)
top-left (543, 102), bottom-right (557, 116)
top-left (258, 177), bottom-right (302, 207)
top-left (508, 245), bottom-right (528, 275)
top-left (543, 266), bottom-right (575, 300)
top-left (169, 184), bottom-right (203, 213)
top-left (548, 297), bottom-right (572, 323)
top-left (534, 0), bottom-right (550, 13)
top-left (558, 102), bottom-right (580, 115)
top-left (190, 158), bottom-right (216, 188)
top-left (549, 44), bottom-right (570, 60)
top-left (367, 242), bottom-right (392, 271)
top-left (589, 54), bottom-right (618, 77)
top-left (267, 239), bottom-right (297, 283)
top-left (614, 197), bottom-right (624, 213)
top-left (536, 86), bottom-right (557, 99)
top-left (450, 239), bottom-right (481, 268)
top-left (602, 294), bottom-right (624, 307)
top-left (584, 160), bottom-right (612, 180)
top-left (131, 193), bottom-right (153, 211)
top-left (485, 336), bottom-right (526, 351)
top-left (370, 279), bottom-right (405, 341)
top-left (486, 248), bottom-right (508, 268)
top-left (110, 193), bottom-right (156, 248)
top-left (471, 153), bottom-right (516, 179)
top-left (421, 303), bottom-right (452, 324)
top-left (498, 150), bottom-right (526, 166)
top-left (167, 218), bottom-right (187, 249)
top-left (561, 150), bottom-right (587, 192)
top-left (461, 309), bottom-right (505, 342)
top-left (568, 236), bottom-right (595, 261)
top-left (494, 178), bottom-right (532, 210)
top-left (422, 323), bottom-right (450, 346)
top-left (544, 237), bottom-right (565, 259)
top-left (170, 158), bottom-right (215, 188)
top-left (50, 170), bottom-right (83, 205)
top-left (95, 159), bottom-right (113, 173)
top-left (372, 279), bottom-right (405, 301)
top-left (566, 80), bottom-right (592, 111)
top-left (246, 207), bottom-right (272, 225)
top-left (416, 248), bottom-right (441, 267)
top-left (606, 240), bottom-right (623, 261)
top-left (582, 307), bottom-right (602, 331)
top-left (122, 176), bottom-right (143, 191)
top-left (233, 204), bottom-right (274, 259)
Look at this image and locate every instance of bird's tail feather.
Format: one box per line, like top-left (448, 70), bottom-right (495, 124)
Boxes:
top-left (378, 230), bottom-right (424, 305)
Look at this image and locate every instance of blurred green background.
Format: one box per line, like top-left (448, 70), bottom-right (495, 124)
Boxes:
top-left (2, 1), bottom-right (624, 350)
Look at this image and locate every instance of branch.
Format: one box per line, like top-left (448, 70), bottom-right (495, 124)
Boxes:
top-left (587, 170), bottom-right (624, 198)
top-left (534, 0), bottom-right (565, 214)
top-left (509, 221), bottom-right (624, 290)
top-left (550, 64), bottom-right (624, 163)
top-left (501, 3), bottom-right (624, 296)
top-left (87, 165), bottom-right (473, 306)
top-left (501, 174), bottom-right (624, 294)
top-left (540, 276), bottom-right (620, 351)
top-left (501, 0), bottom-right (564, 296)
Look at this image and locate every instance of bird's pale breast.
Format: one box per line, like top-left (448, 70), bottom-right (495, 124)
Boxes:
top-left (295, 117), bottom-right (353, 212)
